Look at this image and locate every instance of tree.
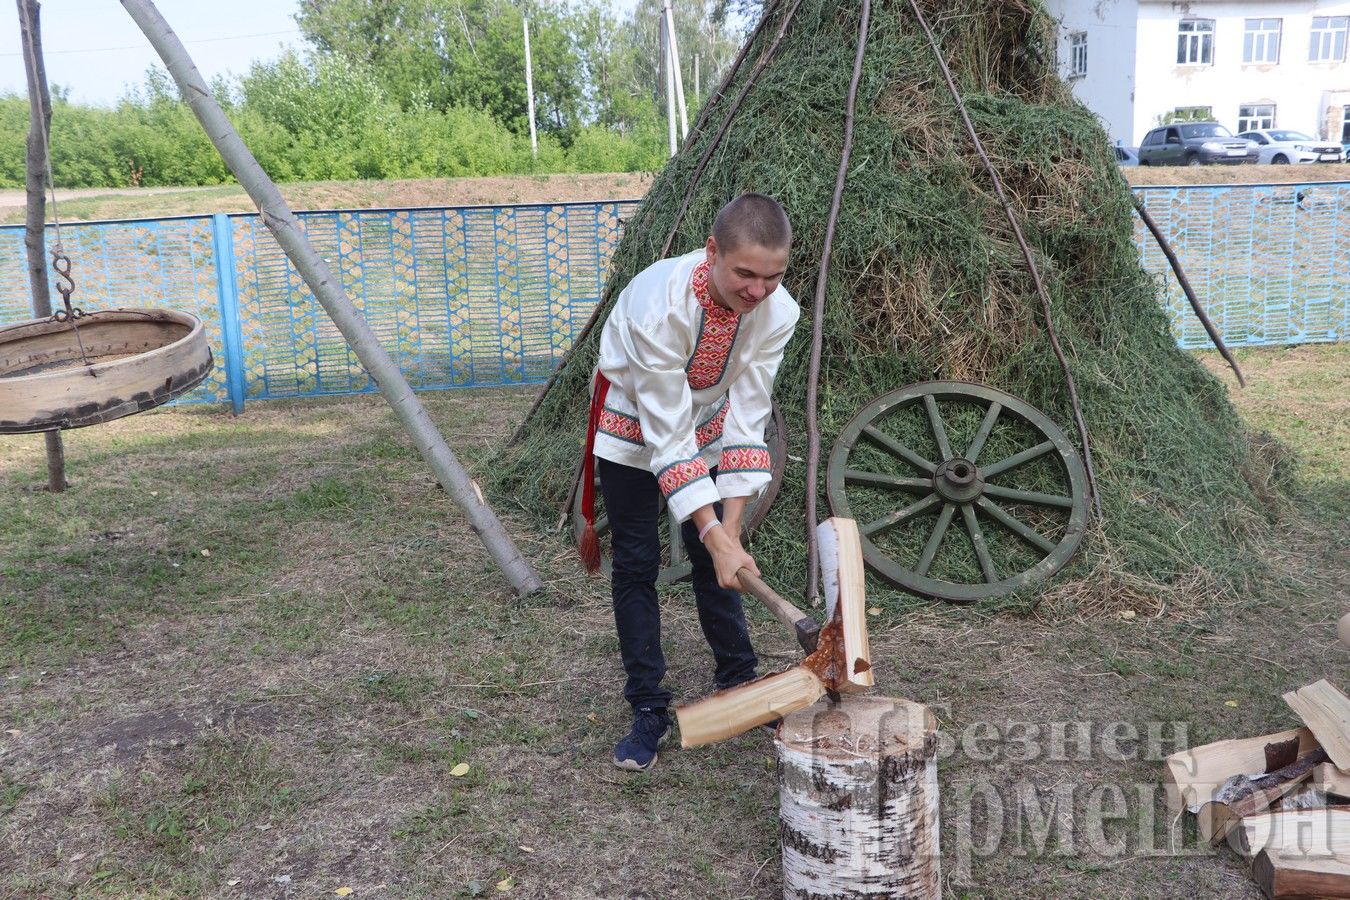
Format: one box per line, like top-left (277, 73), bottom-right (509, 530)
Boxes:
top-left (296, 0), bottom-right (583, 137)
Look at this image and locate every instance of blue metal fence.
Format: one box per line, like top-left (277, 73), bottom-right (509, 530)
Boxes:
top-left (0, 185), bottom-right (1343, 412)
top-left (1133, 181), bottom-right (1348, 348)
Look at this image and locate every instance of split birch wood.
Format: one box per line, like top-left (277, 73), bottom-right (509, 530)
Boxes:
top-left (119, 0), bottom-right (542, 597)
top-left (1164, 727), bottom-right (1319, 843)
top-left (676, 518), bottom-right (870, 747)
top-left (1252, 850), bottom-right (1350, 899)
top-left (1238, 809), bottom-right (1350, 898)
top-left (818, 517), bottom-right (872, 691)
top-left (778, 696), bottom-right (939, 899)
top-left (1283, 680), bottom-right (1350, 770)
top-left (677, 667), bottom-right (826, 747)
top-left (1314, 762), bottom-right (1350, 798)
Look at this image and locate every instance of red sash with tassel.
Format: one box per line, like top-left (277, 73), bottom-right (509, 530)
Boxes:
top-left (578, 372), bottom-right (610, 573)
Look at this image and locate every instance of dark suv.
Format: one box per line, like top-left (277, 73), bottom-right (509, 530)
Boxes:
top-left (1137, 122), bottom-right (1258, 166)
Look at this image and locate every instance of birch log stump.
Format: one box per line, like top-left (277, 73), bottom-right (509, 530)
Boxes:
top-left (778, 695), bottom-right (940, 899)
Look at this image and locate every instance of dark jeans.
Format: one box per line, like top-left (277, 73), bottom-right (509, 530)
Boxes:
top-left (598, 457), bottom-right (758, 711)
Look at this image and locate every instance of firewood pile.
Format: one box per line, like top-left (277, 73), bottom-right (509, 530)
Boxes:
top-left (1164, 679), bottom-right (1350, 898)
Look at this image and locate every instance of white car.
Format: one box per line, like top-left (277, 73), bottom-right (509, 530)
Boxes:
top-left (1236, 129), bottom-right (1344, 165)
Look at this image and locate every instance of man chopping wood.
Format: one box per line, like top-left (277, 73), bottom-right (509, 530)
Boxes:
top-left (577, 193), bottom-right (799, 771)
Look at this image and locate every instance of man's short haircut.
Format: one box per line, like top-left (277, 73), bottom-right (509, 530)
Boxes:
top-left (711, 193), bottom-right (792, 253)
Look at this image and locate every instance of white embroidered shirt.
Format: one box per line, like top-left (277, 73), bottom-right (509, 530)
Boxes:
top-left (593, 248), bottom-right (800, 522)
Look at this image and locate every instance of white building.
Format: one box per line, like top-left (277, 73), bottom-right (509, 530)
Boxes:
top-left (1041, 0), bottom-right (1350, 146)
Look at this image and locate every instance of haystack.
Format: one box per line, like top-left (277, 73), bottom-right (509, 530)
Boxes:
top-left (494, 0), bottom-right (1289, 611)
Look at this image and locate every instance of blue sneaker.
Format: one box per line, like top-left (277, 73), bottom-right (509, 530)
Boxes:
top-left (612, 706), bottom-right (671, 771)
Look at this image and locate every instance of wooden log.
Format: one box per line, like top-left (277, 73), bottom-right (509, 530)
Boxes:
top-left (778, 696), bottom-right (939, 899)
top-left (1164, 727), bottom-right (1319, 843)
top-left (818, 517), bottom-right (872, 691)
top-left (674, 518), bottom-right (871, 747)
top-left (16, 0), bottom-right (66, 490)
top-left (1283, 681), bottom-right (1350, 770)
top-left (1209, 748), bottom-right (1330, 821)
top-left (1252, 850), bottom-right (1350, 899)
top-left (677, 667), bottom-right (825, 748)
top-left (1238, 809), bottom-right (1350, 898)
top-left (1314, 762), bottom-right (1350, 798)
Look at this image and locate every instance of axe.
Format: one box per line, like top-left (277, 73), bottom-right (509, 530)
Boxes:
top-left (736, 568), bottom-right (820, 653)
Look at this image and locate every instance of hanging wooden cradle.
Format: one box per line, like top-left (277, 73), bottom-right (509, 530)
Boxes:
top-left (0, 250), bottom-right (214, 434)
top-left (0, 306), bottom-right (214, 435)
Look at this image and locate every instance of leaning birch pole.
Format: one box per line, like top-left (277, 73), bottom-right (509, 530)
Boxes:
top-left (523, 16), bottom-right (538, 158)
top-left (778, 696), bottom-right (941, 898)
top-left (16, 0), bottom-right (66, 492)
top-left (663, 0), bottom-right (688, 139)
top-left (118, 0), bottom-right (543, 597)
top-left (660, 14), bottom-right (677, 156)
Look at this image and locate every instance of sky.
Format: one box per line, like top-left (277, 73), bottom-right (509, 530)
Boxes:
top-left (0, 1), bottom-right (305, 106)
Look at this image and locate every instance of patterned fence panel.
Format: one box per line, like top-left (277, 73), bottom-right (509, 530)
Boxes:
top-left (221, 201), bottom-right (636, 402)
top-left (1, 188), bottom-right (1343, 416)
top-left (0, 215), bottom-right (231, 404)
top-left (1132, 181), bottom-right (1349, 347)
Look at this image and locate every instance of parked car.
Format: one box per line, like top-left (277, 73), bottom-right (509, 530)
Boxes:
top-left (1137, 122), bottom-right (1258, 166)
top-left (1236, 129), bottom-right (1344, 164)
top-left (1113, 145), bottom-right (1140, 167)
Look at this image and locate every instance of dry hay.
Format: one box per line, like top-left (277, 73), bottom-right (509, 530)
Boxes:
top-left (492, 0), bottom-right (1295, 616)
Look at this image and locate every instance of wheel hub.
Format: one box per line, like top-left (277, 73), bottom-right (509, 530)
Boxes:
top-left (933, 457), bottom-right (983, 503)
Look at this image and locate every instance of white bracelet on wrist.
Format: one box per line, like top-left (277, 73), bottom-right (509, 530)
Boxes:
top-left (698, 519), bottom-right (722, 543)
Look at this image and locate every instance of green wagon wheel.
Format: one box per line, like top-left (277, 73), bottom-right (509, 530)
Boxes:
top-left (574, 404), bottom-right (787, 584)
top-left (826, 382), bottom-right (1088, 603)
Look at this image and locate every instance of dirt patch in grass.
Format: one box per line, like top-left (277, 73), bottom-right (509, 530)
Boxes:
top-left (1125, 163), bottom-right (1350, 186)
top-left (1, 347), bottom-right (1345, 898)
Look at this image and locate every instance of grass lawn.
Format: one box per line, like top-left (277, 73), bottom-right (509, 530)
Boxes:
top-left (1, 345), bottom-right (1345, 898)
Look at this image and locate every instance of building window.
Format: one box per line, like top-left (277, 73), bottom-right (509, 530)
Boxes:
top-left (1068, 32), bottom-right (1088, 78)
top-left (1238, 104), bottom-right (1275, 132)
top-left (1243, 19), bottom-right (1282, 63)
top-left (1310, 17), bottom-right (1348, 62)
top-left (1177, 19), bottom-right (1215, 65)
top-left (1342, 107), bottom-right (1350, 144)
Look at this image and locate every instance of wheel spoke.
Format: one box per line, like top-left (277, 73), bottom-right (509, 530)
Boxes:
top-left (861, 425), bottom-right (937, 473)
top-left (860, 493), bottom-right (940, 538)
top-left (965, 402), bottom-right (1002, 464)
top-left (914, 503), bottom-right (955, 576)
top-left (983, 484), bottom-right (1075, 509)
top-left (844, 468), bottom-right (932, 493)
top-left (975, 497), bottom-right (1056, 554)
top-left (980, 439), bottom-right (1055, 478)
top-left (960, 503), bottom-right (997, 583)
top-left (923, 394), bottom-right (953, 461)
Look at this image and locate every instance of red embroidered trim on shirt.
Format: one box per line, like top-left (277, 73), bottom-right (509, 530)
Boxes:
top-left (598, 407), bottom-right (644, 445)
top-left (686, 260), bottom-right (740, 390)
top-left (695, 399), bottom-right (728, 448)
top-left (657, 458), bottom-right (711, 498)
top-left (719, 445), bottom-right (771, 474)
top-left (598, 399), bottom-right (728, 450)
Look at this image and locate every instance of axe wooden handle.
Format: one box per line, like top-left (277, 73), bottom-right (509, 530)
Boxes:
top-left (737, 568), bottom-right (820, 653)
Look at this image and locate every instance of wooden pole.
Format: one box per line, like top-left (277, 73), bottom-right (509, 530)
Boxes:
top-left (663, 0), bottom-right (688, 139)
top-left (523, 17), bottom-right (538, 158)
top-left (660, 14), bottom-right (677, 156)
top-left (16, 0), bottom-right (66, 493)
top-left (778, 697), bottom-right (941, 898)
top-left (118, 0), bottom-right (543, 597)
